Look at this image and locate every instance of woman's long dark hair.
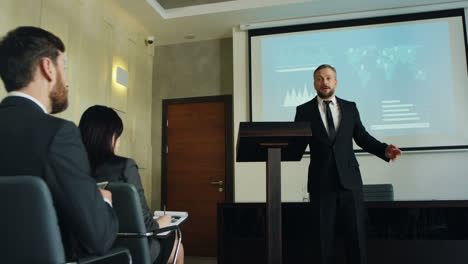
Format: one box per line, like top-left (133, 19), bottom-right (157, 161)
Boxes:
top-left (79, 105), bottom-right (123, 173)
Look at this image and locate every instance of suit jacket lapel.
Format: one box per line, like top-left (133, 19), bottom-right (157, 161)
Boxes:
top-left (310, 97), bottom-right (332, 145)
top-left (335, 97), bottom-right (347, 140)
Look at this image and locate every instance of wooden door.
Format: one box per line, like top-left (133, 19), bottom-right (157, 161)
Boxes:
top-left (163, 96), bottom-right (232, 256)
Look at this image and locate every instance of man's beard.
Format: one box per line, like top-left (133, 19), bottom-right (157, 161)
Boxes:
top-left (316, 88), bottom-right (335, 99)
top-left (49, 73), bottom-right (69, 114)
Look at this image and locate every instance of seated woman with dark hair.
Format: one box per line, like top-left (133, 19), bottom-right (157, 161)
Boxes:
top-left (79, 105), bottom-right (184, 264)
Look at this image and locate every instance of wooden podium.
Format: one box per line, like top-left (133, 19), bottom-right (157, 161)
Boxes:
top-left (236, 122), bottom-right (312, 264)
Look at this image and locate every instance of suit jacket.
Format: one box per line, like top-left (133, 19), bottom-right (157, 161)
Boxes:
top-left (94, 156), bottom-right (161, 262)
top-left (94, 156), bottom-right (159, 232)
top-left (294, 97), bottom-right (389, 194)
top-left (0, 96), bottom-right (118, 260)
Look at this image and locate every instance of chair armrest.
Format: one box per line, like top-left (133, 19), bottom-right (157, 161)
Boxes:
top-left (155, 225), bottom-right (178, 234)
top-left (117, 231), bottom-right (154, 238)
top-left (117, 225), bottom-right (178, 238)
top-left (77, 247), bottom-right (131, 264)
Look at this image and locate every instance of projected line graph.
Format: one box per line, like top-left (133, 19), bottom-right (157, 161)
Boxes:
top-left (282, 84), bottom-right (315, 107)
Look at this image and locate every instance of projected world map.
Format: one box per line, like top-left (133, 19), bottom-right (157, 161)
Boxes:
top-left (257, 20), bottom-right (456, 137)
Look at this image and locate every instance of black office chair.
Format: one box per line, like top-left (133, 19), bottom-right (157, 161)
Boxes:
top-left (106, 182), bottom-right (182, 264)
top-left (0, 176), bottom-right (131, 264)
top-left (363, 184), bottom-right (394, 201)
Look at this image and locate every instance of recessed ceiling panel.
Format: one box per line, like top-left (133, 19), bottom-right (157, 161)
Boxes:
top-left (157, 0), bottom-right (234, 9)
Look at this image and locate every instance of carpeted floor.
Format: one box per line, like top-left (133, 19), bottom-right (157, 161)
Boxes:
top-left (184, 256), bottom-right (217, 264)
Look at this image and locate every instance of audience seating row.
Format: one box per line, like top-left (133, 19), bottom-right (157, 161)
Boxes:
top-left (0, 176), bottom-right (181, 264)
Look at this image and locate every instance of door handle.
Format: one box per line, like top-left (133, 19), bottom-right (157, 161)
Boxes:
top-left (210, 181), bottom-right (224, 186)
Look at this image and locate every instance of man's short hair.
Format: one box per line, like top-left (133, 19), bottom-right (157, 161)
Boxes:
top-left (0, 26), bottom-right (65, 92)
top-left (314, 64), bottom-right (337, 78)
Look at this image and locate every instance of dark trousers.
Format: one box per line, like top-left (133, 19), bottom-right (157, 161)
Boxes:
top-left (311, 189), bottom-right (367, 264)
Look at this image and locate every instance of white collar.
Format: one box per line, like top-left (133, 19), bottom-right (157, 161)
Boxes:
top-left (317, 95), bottom-right (337, 106)
top-left (8, 91), bottom-right (48, 113)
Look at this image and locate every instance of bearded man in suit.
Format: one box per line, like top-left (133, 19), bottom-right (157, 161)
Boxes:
top-left (0, 26), bottom-right (118, 261)
top-left (294, 64), bottom-right (402, 264)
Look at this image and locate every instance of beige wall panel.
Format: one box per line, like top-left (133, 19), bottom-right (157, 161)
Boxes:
top-left (109, 28), bottom-right (129, 114)
top-left (139, 168), bottom-right (152, 204)
top-left (133, 52), bottom-right (152, 169)
top-left (117, 39), bottom-right (136, 159)
top-left (77, 20), bottom-right (113, 113)
top-left (117, 110), bottom-right (129, 158)
top-left (0, 0), bottom-right (42, 31)
top-left (41, 0), bottom-right (83, 123)
top-left (0, 0), bottom-right (43, 99)
top-left (138, 54), bottom-right (154, 201)
top-left (139, 54), bottom-right (154, 201)
top-left (125, 37), bottom-right (154, 202)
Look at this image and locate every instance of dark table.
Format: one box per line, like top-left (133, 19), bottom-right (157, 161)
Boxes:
top-left (218, 201), bottom-right (468, 264)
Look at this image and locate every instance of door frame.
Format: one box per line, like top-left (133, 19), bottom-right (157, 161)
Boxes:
top-left (161, 95), bottom-right (234, 208)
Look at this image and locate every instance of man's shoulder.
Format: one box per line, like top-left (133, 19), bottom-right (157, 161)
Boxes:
top-left (336, 97), bottom-right (357, 111)
top-left (1, 98), bottom-right (75, 133)
top-left (0, 100), bottom-right (77, 143)
top-left (43, 115), bottom-right (79, 139)
top-left (336, 97), bottom-right (355, 106)
top-left (297, 98), bottom-right (316, 111)
top-left (44, 113), bottom-right (72, 126)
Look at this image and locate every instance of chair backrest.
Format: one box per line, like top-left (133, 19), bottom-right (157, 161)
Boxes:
top-left (0, 176), bottom-right (66, 263)
top-left (363, 184), bottom-right (394, 201)
top-left (106, 182), bottom-right (152, 264)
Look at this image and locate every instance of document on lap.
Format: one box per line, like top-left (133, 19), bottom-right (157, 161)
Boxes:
top-left (153, 211), bottom-right (189, 236)
top-left (96, 181), bottom-right (109, 188)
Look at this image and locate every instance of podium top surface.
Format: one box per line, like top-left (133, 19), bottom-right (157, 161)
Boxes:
top-left (236, 122), bottom-right (312, 162)
top-left (238, 122), bottom-right (312, 138)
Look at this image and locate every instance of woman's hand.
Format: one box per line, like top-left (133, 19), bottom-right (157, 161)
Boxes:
top-left (155, 214), bottom-right (172, 228)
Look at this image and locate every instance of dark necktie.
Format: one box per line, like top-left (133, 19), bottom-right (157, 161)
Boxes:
top-left (324, 100), bottom-right (336, 140)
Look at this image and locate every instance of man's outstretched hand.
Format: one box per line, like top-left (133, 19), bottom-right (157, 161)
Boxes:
top-left (385, 144), bottom-right (402, 161)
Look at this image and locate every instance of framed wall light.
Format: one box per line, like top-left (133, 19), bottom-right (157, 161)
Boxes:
top-left (116, 66), bottom-right (129, 88)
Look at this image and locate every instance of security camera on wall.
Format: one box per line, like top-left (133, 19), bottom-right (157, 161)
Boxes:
top-left (146, 36), bottom-right (155, 45)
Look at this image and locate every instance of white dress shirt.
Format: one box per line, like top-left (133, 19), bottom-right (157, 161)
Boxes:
top-left (317, 96), bottom-right (341, 134)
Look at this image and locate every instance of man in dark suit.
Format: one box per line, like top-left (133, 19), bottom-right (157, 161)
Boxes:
top-left (294, 64), bottom-right (402, 264)
top-left (0, 26), bottom-right (118, 261)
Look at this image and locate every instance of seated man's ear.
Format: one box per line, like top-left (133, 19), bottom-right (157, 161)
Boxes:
top-left (38, 57), bottom-right (56, 83)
